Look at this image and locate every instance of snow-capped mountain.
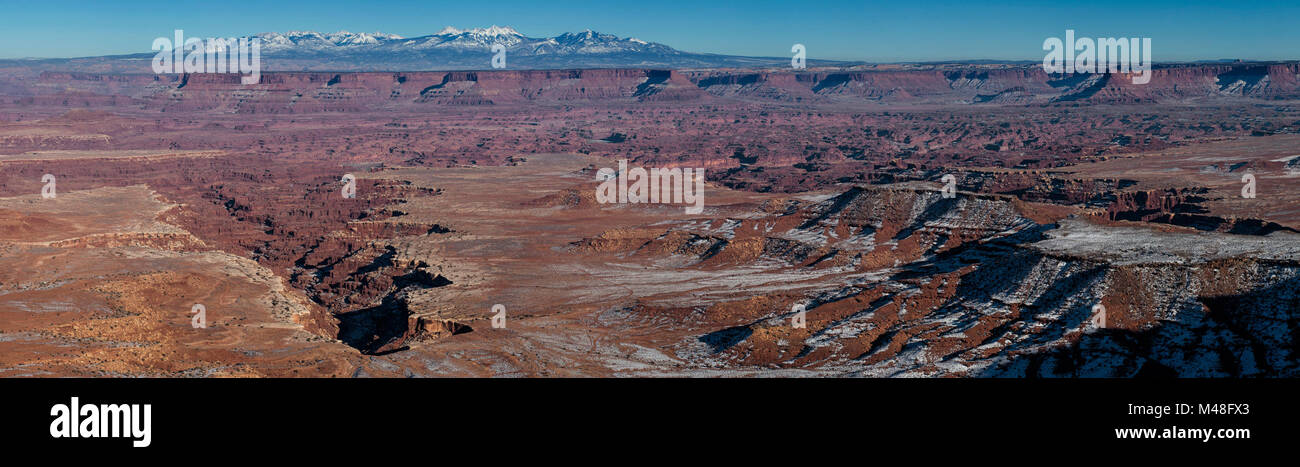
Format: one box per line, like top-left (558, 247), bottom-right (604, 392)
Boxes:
top-left (255, 31), bottom-right (406, 50)
top-left (416, 25), bottom-right (527, 49)
top-left (230, 26), bottom-right (818, 70)
top-left (8, 26), bottom-right (847, 72)
top-left (253, 26), bottom-right (667, 55)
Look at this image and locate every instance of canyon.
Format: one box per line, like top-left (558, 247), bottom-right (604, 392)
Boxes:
top-left (0, 63), bottom-right (1297, 377)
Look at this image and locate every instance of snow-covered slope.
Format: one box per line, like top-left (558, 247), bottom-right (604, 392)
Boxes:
top-left (230, 26), bottom-right (816, 70)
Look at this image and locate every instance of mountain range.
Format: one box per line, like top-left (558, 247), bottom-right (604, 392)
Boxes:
top-left (5, 26), bottom-right (848, 72)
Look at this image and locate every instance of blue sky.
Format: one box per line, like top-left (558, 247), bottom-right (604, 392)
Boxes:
top-left (2, 0), bottom-right (1298, 61)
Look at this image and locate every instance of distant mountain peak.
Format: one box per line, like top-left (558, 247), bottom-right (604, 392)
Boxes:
top-left (327, 31), bottom-right (405, 45)
top-left (156, 26), bottom-right (821, 70)
top-left (255, 30), bottom-right (405, 50)
top-left (434, 25), bottom-right (523, 37)
top-left (473, 25), bottom-right (521, 36)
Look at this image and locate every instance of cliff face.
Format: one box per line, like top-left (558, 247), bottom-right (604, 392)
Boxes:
top-left (12, 62), bottom-right (1300, 112)
top-left (666, 188), bottom-right (1300, 377)
top-left (0, 152), bottom-right (458, 356)
top-left (981, 221), bottom-right (1300, 377)
top-left (691, 64), bottom-right (1300, 104)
